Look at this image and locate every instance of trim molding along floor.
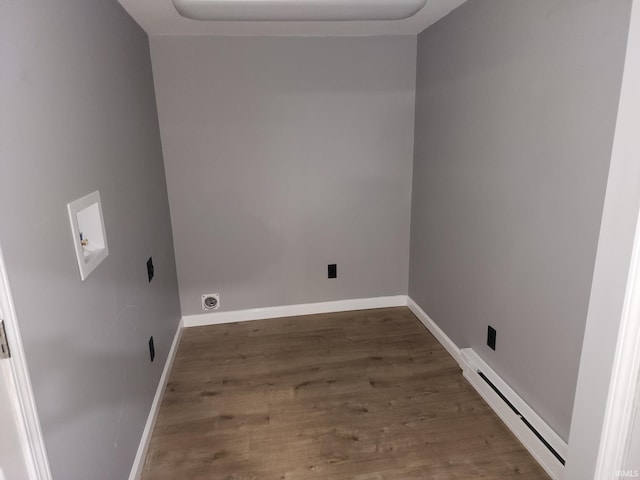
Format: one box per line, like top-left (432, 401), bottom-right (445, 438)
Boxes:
top-left (128, 319), bottom-right (184, 480)
top-left (129, 295), bottom-right (565, 479)
top-left (406, 297), bottom-right (462, 367)
top-left (182, 295), bottom-right (408, 327)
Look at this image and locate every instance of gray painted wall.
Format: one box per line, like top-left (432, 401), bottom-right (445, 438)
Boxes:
top-left (150, 36), bottom-right (416, 316)
top-left (0, 1), bottom-right (180, 479)
top-left (409, 0), bottom-right (631, 441)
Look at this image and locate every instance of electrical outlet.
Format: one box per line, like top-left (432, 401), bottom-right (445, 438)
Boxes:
top-left (148, 336), bottom-right (155, 362)
top-left (328, 264), bottom-right (337, 279)
top-left (147, 257), bottom-right (154, 282)
top-left (202, 293), bottom-right (220, 311)
top-left (487, 326), bottom-right (497, 350)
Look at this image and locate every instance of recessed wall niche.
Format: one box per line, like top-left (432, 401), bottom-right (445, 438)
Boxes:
top-left (67, 191), bottom-right (109, 281)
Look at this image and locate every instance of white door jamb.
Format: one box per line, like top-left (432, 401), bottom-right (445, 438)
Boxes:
top-left (0, 244), bottom-right (52, 479)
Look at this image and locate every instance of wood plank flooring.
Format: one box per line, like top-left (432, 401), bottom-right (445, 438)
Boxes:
top-left (141, 307), bottom-right (550, 479)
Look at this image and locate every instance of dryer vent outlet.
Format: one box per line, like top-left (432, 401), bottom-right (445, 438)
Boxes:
top-left (202, 293), bottom-right (220, 311)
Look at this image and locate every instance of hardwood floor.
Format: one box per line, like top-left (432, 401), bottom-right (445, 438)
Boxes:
top-left (141, 307), bottom-right (550, 479)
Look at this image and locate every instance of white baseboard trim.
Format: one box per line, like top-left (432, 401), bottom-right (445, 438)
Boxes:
top-left (128, 318), bottom-right (184, 480)
top-left (460, 348), bottom-right (567, 480)
top-left (182, 295), bottom-right (408, 328)
top-left (406, 296), bottom-right (462, 367)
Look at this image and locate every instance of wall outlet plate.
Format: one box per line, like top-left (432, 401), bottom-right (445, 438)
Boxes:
top-left (147, 257), bottom-right (154, 282)
top-left (148, 336), bottom-right (155, 362)
top-left (202, 293), bottom-right (220, 311)
top-left (328, 264), bottom-right (337, 279)
top-left (487, 326), bottom-right (497, 350)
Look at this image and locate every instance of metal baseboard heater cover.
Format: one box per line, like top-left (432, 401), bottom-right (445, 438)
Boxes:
top-left (459, 348), bottom-right (567, 480)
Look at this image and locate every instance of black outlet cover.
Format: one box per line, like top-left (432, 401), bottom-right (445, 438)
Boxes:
top-left (487, 326), bottom-right (497, 351)
top-left (149, 336), bottom-right (155, 362)
top-left (328, 264), bottom-right (337, 279)
top-left (147, 257), bottom-right (154, 282)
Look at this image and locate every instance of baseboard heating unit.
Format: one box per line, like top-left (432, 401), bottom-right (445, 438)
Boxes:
top-left (459, 348), bottom-right (567, 480)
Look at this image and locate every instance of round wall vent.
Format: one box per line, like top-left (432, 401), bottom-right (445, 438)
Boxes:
top-left (202, 293), bottom-right (220, 311)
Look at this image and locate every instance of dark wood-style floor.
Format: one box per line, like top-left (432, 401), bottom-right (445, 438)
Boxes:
top-left (141, 307), bottom-right (550, 479)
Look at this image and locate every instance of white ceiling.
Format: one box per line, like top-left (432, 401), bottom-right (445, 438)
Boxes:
top-left (117, 0), bottom-right (467, 36)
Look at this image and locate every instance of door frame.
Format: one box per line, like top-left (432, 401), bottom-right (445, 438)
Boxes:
top-left (596, 206), bottom-right (640, 475)
top-left (589, 0), bottom-right (640, 475)
top-left (0, 243), bottom-right (52, 479)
